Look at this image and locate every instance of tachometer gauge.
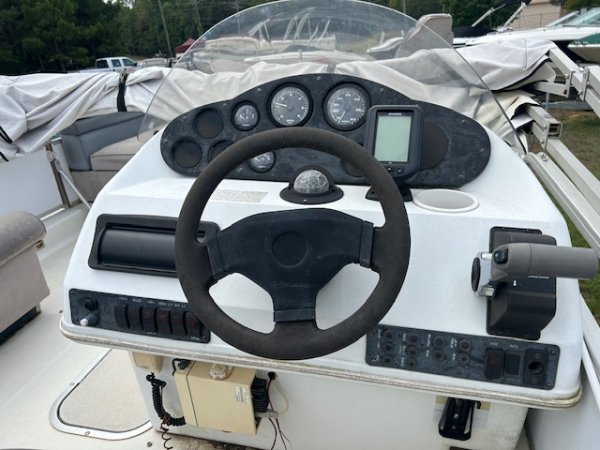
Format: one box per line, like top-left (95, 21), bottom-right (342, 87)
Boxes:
top-left (233, 103), bottom-right (259, 131)
top-left (324, 85), bottom-right (369, 130)
top-left (269, 85), bottom-right (311, 127)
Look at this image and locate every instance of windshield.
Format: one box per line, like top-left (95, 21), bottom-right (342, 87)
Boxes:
top-left (561, 8), bottom-right (600, 27)
top-left (142, 0), bottom-right (517, 147)
top-left (546, 11), bottom-right (581, 28)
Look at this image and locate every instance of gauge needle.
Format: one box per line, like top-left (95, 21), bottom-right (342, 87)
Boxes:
top-left (274, 102), bottom-right (288, 107)
top-left (337, 111), bottom-right (346, 121)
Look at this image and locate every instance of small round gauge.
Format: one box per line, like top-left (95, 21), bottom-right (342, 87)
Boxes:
top-left (248, 152), bottom-right (276, 173)
top-left (324, 85), bottom-right (369, 130)
top-left (233, 103), bottom-right (259, 131)
top-left (269, 85), bottom-right (311, 127)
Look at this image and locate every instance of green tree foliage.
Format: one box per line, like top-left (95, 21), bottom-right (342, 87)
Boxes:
top-left (439, 0), bottom-right (514, 28)
top-left (566, 0), bottom-right (600, 9)
top-left (0, 0), bottom-right (127, 74)
top-left (1, 0), bottom-right (572, 75)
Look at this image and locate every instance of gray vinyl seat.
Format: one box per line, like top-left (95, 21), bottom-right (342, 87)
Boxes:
top-left (0, 211), bottom-right (49, 341)
top-left (60, 112), bottom-right (144, 201)
top-left (395, 13), bottom-right (454, 57)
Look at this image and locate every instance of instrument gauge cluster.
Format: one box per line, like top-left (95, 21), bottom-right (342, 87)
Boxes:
top-left (161, 73), bottom-right (491, 188)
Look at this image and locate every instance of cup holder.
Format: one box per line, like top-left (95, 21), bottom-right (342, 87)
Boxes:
top-left (413, 189), bottom-right (478, 213)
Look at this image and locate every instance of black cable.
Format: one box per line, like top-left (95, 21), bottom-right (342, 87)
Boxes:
top-left (276, 418), bottom-right (290, 450)
top-left (160, 419), bottom-right (174, 450)
top-left (146, 373), bottom-right (186, 427)
top-left (268, 418), bottom-right (278, 450)
top-left (171, 358), bottom-right (190, 376)
top-left (267, 372), bottom-right (292, 450)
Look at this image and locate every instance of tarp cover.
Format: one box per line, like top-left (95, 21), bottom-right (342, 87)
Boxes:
top-left (0, 68), bottom-right (167, 159)
top-left (0, 40), bottom-right (556, 160)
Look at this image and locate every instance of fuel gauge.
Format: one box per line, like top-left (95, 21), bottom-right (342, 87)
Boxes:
top-left (233, 103), bottom-right (259, 131)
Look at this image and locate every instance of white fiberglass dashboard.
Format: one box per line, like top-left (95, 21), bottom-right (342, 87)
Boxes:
top-left (61, 1), bottom-right (582, 410)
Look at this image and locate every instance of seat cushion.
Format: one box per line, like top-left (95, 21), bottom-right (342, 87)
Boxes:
top-left (0, 211), bottom-right (46, 267)
top-left (61, 112), bottom-right (143, 136)
top-left (90, 136), bottom-right (142, 171)
top-left (61, 112), bottom-right (144, 171)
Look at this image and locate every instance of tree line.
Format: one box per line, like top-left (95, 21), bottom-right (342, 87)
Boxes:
top-left (0, 0), bottom-right (598, 75)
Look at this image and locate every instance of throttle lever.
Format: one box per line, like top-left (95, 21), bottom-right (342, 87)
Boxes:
top-left (472, 243), bottom-right (598, 297)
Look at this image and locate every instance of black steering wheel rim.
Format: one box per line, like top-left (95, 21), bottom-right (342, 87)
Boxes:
top-left (176, 127), bottom-right (410, 360)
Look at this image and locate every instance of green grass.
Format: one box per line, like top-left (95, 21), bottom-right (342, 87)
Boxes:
top-left (547, 109), bottom-right (600, 319)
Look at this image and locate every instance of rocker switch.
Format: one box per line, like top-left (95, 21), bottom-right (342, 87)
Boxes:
top-left (185, 312), bottom-right (203, 339)
top-left (141, 307), bottom-right (157, 333)
top-left (156, 308), bottom-right (172, 334)
top-left (171, 310), bottom-right (186, 336)
top-left (484, 348), bottom-right (505, 380)
top-left (114, 304), bottom-right (129, 329)
top-left (127, 305), bottom-right (142, 331)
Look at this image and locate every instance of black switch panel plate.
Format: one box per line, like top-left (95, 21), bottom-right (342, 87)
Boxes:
top-left (69, 289), bottom-right (210, 343)
top-left (366, 325), bottom-right (559, 389)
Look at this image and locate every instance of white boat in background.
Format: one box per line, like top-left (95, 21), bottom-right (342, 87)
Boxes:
top-left (1, 1), bottom-right (600, 449)
top-left (569, 32), bottom-right (600, 64)
top-left (465, 7), bottom-right (600, 62)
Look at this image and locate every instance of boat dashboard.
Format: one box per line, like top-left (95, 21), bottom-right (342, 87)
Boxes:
top-left (160, 73), bottom-right (490, 188)
top-left (62, 71), bottom-right (584, 408)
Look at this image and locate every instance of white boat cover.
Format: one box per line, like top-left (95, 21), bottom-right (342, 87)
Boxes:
top-left (0, 40), bottom-right (556, 160)
top-left (0, 68), bottom-right (167, 160)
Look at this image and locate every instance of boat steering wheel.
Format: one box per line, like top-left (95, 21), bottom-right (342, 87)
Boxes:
top-left (175, 128), bottom-right (410, 360)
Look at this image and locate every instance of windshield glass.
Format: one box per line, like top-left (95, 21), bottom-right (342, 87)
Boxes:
top-left (561, 8), bottom-right (600, 27)
top-left (546, 11), bottom-right (580, 27)
top-left (142, 0), bottom-right (517, 148)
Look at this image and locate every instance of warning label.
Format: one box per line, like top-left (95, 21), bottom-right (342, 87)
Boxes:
top-left (234, 386), bottom-right (250, 403)
top-left (213, 189), bottom-right (267, 203)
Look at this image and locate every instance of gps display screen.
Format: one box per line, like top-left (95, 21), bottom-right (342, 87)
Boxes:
top-left (373, 111), bottom-right (413, 163)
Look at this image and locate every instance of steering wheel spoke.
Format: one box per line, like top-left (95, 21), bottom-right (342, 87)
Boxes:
top-left (272, 319), bottom-right (321, 338)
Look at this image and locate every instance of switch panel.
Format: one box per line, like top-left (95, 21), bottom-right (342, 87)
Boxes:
top-left (69, 289), bottom-right (210, 343)
top-left (366, 325), bottom-right (559, 389)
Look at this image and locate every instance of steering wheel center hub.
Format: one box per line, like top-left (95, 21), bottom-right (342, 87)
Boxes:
top-left (272, 232), bottom-right (308, 267)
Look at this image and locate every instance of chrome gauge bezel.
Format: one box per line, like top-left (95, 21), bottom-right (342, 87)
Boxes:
top-left (248, 151), bottom-right (277, 173)
top-left (232, 102), bottom-right (260, 131)
top-left (268, 84), bottom-right (312, 127)
top-left (324, 84), bottom-right (370, 131)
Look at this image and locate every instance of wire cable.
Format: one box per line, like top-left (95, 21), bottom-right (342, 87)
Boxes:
top-left (146, 373), bottom-right (186, 427)
top-left (269, 417), bottom-right (278, 450)
top-left (160, 415), bottom-right (174, 450)
top-left (267, 372), bottom-right (292, 450)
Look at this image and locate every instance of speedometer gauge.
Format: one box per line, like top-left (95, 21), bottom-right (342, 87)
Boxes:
top-left (269, 85), bottom-right (311, 127)
top-left (324, 84), bottom-right (369, 130)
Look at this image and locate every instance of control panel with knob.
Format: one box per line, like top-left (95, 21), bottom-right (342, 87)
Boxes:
top-left (69, 289), bottom-right (210, 343)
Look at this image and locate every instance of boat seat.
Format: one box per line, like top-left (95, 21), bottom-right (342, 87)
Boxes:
top-left (396, 13), bottom-right (454, 57)
top-left (60, 112), bottom-right (144, 201)
top-left (0, 211), bottom-right (49, 341)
